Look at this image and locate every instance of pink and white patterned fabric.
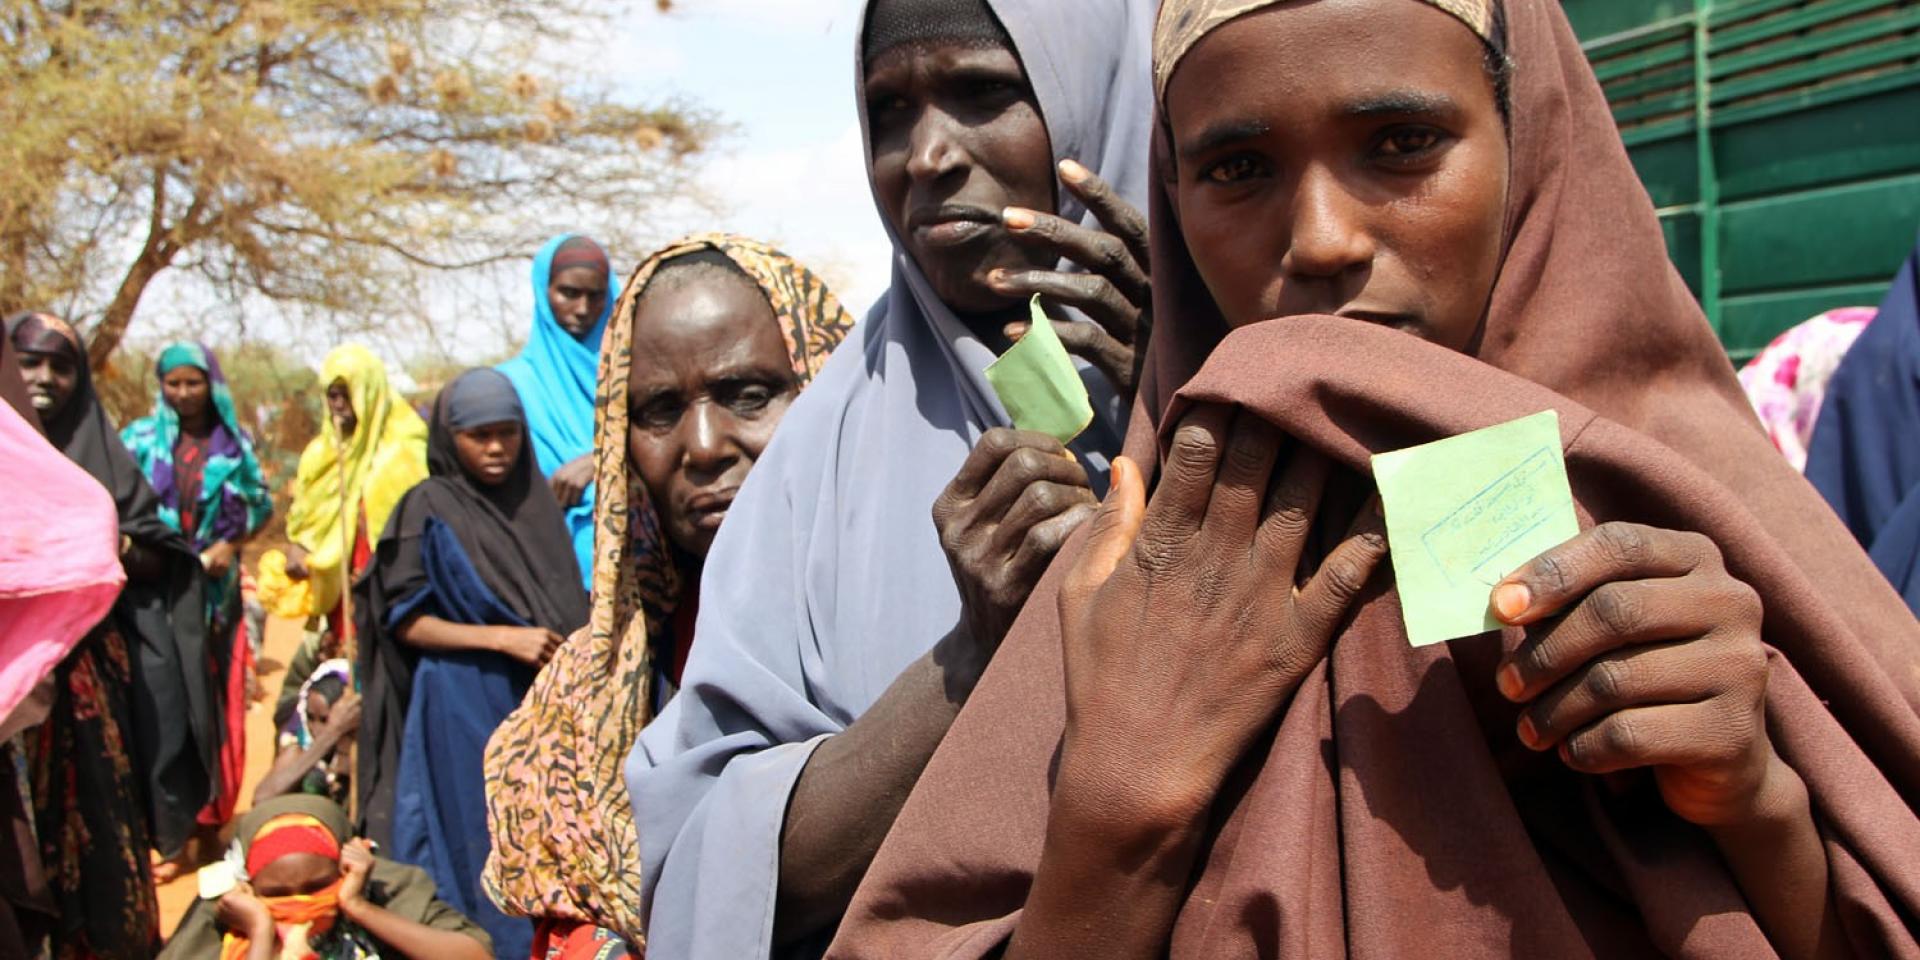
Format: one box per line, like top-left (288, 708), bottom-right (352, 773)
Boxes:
top-left (1737, 307), bottom-right (1876, 472)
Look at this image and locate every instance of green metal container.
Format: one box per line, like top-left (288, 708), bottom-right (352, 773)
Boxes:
top-left (1565, 0), bottom-right (1920, 360)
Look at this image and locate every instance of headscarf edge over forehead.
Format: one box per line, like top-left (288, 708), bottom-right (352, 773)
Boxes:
top-left (550, 235), bottom-right (611, 278)
top-left (234, 794), bottom-right (350, 863)
top-left (596, 229), bottom-right (856, 712)
top-left (1153, 0), bottom-right (1496, 100)
top-left (7, 311), bottom-right (82, 362)
top-left (863, 0), bottom-right (1015, 63)
top-left (479, 231), bottom-right (854, 936)
top-left (441, 367), bottom-right (524, 432)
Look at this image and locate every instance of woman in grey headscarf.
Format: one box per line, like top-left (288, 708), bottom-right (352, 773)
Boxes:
top-left (625, 0), bottom-right (1157, 956)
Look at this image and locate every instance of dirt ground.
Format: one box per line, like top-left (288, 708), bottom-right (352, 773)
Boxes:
top-left (155, 614), bottom-right (306, 936)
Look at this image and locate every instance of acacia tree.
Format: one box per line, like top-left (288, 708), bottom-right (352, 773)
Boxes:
top-left (0, 0), bottom-right (709, 368)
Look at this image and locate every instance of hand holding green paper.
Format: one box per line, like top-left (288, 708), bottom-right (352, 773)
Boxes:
top-left (1372, 410), bottom-right (1581, 646)
top-left (986, 295), bottom-right (1095, 444)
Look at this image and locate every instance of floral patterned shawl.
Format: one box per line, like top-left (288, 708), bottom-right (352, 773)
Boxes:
top-left (1736, 307), bottom-right (1875, 472)
top-left (481, 234), bottom-right (854, 940)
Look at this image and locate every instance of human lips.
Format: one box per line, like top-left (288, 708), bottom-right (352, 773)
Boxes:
top-left (683, 488), bottom-right (738, 532)
top-left (907, 203), bottom-right (1001, 248)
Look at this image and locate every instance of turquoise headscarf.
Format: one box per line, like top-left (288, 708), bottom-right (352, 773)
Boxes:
top-left (496, 234), bottom-right (620, 584)
top-left (120, 340), bottom-right (273, 605)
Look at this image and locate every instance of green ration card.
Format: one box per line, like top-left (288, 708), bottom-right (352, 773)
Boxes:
top-left (985, 295), bottom-right (1094, 445)
top-left (1371, 410), bottom-right (1580, 647)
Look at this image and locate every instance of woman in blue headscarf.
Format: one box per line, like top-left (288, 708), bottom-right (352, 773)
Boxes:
top-left (497, 234), bottom-right (620, 584)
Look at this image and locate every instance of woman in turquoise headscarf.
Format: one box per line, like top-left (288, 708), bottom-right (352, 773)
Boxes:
top-left (121, 341), bottom-right (273, 836)
top-left (497, 234), bottom-right (620, 583)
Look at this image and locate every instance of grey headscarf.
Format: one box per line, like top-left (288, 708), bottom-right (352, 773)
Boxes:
top-left (624, 0), bottom-right (1156, 956)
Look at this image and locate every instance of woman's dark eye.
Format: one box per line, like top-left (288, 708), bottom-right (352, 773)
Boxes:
top-left (1376, 127), bottom-right (1445, 160)
top-left (867, 94), bottom-right (910, 118)
top-left (634, 398), bottom-right (683, 430)
top-left (967, 79), bottom-right (1018, 99)
top-left (1204, 154), bottom-right (1266, 185)
top-left (724, 385), bottom-right (777, 415)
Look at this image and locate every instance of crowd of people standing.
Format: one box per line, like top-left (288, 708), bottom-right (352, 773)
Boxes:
top-left (2, 0), bottom-right (1918, 958)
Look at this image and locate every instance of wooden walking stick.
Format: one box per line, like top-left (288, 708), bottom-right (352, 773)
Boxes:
top-left (335, 426), bottom-right (361, 825)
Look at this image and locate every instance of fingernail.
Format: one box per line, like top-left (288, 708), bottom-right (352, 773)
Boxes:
top-left (1516, 714), bottom-right (1540, 749)
top-left (988, 268), bottom-right (1009, 284)
top-left (1496, 663), bottom-right (1524, 701)
top-left (1004, 322), bottom-right (1029, 341)
top-left (1058, 158), bottom-right (1089, 183)
top-left (1003, 207), bottom-right (1036, 230)
top-left (1493, 582), bottom-right (1531, 622)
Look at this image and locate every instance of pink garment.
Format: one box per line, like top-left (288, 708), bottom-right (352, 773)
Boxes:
top-left (1737, 306), bottom-right (1876, 471)
top-left (0, 401), bottom-right (124, 725)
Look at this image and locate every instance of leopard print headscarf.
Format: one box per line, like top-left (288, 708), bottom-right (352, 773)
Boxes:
top-left (480, 234), bottom-right (855, 941)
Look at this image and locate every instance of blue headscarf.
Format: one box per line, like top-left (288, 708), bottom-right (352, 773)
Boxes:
top-left (1806, 234), bottom-right (1920, 613)
top-left (497, 234), bottom-right (619, 584)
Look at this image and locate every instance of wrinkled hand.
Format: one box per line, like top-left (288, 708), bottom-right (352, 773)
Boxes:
top-left (493, 626), bottom-right (565, 667)
top-left (935, 428), bottom-right (1098, 662)
top-left (201, 540), bottom-right (239, 579)
top-left (216, 884), bottom-right (276, 942)
top-left (550, 455), bottom-right (595, 509)
top-left (1057, 406), bottom-right (1387, 815)
top-left (322, 691), bottom-right (362, 739)
top-left (284, 544), bottom-right (311, 581)
top-left (337, 838), bottom-right (375, 908)
top-left (991, 158), bottom-right (1150, 402)
top-left (1492, 522), bottom-right (1781, 828)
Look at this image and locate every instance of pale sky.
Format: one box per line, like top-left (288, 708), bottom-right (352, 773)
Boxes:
top-left (134, 0), bottom-right (891, 377)
top-left (602, 0), bottom-right (892, 310)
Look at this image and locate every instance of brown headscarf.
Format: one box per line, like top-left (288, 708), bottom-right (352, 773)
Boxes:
top-left (828, 1), bottom-right (1920, 957)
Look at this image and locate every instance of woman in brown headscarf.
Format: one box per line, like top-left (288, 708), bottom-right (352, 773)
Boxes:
top-left (829, 2), bottom-right (1920, 958)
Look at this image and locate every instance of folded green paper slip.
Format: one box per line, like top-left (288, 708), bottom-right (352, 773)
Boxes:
top-left (985, 295), bottom-right (1095, 444)
top-left (1372, 410), bottom-right (1580, 647)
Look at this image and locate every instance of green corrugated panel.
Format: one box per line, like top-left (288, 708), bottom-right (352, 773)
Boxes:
top-left (1568, 0), bottom-right (1920, 355)
top-left (1721, 282), bottom-right (1896, 360)
top-left (1635, 137), bottom-right (1704, 207)
top-left (1715, 86), bottom-right (1920, 201)
top-left (1565, 0), bottom-right (1694, 41)
top-left (1718, 173), bottom-right (1920, 292)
